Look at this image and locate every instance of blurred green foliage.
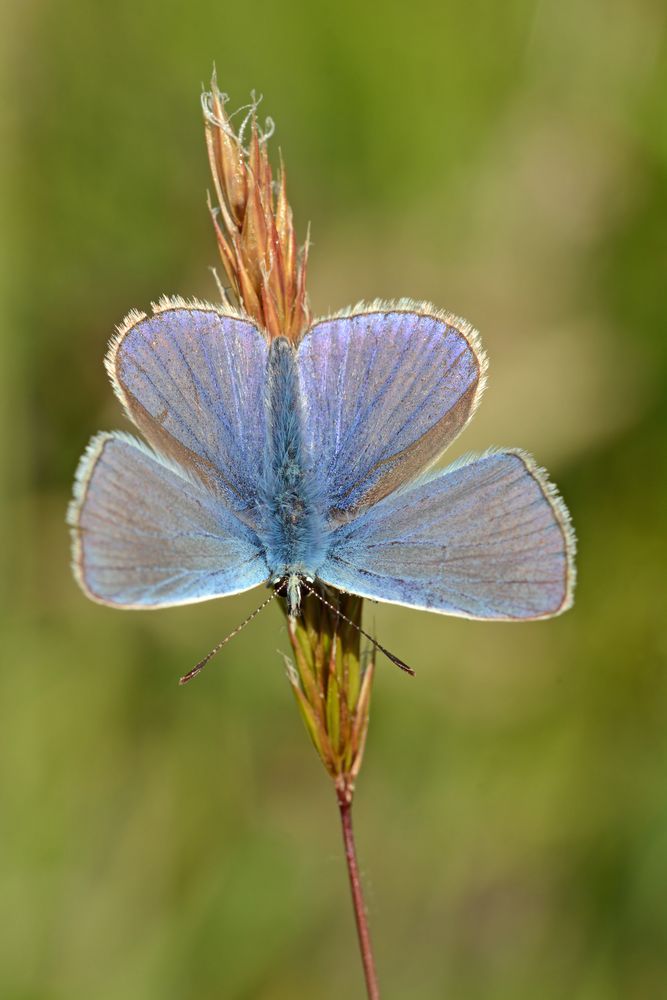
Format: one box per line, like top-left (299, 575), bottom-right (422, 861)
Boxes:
top-left (2, 0), bottom-right (667, 997)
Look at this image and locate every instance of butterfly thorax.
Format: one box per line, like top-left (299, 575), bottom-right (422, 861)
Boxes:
top-left (259, 338), bottom-right (327, 613)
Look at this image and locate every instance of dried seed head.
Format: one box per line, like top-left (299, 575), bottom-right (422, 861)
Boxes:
top-left (282, 588), bottom-right (374, 804)
top-left (202, 73), bottom-right (312, 343)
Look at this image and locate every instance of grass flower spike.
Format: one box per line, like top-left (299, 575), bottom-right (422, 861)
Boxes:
top-left (202, 73), bottom-right (311, 342)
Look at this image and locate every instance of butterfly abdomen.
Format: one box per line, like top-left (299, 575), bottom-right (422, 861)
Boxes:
top-left (260, 338), bottom-right (328, 587)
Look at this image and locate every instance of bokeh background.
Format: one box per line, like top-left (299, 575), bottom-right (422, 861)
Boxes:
top-left (3, 1), bottom-right (667, 997)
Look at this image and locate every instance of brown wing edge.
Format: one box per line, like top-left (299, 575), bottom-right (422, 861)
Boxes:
top-left (67, 431), bottom-right (115, 604)
top-left (503, 447), bottom-right (577, 617)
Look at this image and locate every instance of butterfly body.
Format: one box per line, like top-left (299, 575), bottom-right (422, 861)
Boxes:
top-left (260, 336), bottom-right (327, 613)
top-left (69, 298), bottom-right (575, 622)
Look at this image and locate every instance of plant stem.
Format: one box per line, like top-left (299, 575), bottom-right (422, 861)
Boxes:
top-left (337, 793), bottom-right (380, 999)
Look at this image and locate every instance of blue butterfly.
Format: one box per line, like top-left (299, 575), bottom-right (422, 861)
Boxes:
top-left (69, 297), bottom-right (575, 622)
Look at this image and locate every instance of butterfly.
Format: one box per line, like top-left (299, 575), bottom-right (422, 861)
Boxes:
top-left (68, 296), bottom-right (576, 624)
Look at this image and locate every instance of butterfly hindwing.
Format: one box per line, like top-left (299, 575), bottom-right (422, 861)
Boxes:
top-left (297, 304), bottom-right (486, 521)
top-left (69, 433), bottom-right (268, 608)
top-left (318, 450), bottom-right (575, 620)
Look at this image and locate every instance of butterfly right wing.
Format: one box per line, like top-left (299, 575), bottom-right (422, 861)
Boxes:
top-left (69, 433), bottom-right (269, 608)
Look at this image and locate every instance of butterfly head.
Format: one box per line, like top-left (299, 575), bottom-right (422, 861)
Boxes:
top-left (272, 572), bottom-right (315, 619)
top-left (286, 574), bottom-right (301, 618)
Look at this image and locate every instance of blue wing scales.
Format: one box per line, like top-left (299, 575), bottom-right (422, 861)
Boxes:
top-left (297, 304), bottom-right (486, 520)
top-left (317, 450), bottom-right (575, 620)
top-left (69, 433), bottom-right (268, 608)
top-left (107, 299), bottom-right (268, 520)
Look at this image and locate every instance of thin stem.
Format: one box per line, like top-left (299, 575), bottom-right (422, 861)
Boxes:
top-left (337, 794), bottom-right (380, 999)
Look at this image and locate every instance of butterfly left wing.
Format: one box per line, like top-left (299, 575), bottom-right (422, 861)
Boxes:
top-left (317, 450), bottom-right (575, 620)
top-left (69, 433), bottom-right (268, 608)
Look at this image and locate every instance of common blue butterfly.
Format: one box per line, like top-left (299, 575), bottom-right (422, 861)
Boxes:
top-left (68, 296), bottom-right (576, 622)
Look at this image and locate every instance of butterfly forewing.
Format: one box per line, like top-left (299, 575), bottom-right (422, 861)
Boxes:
top-left (297, 306), bottom-right (486, 522)
top-left (108, 301), bottom-right (268, 521)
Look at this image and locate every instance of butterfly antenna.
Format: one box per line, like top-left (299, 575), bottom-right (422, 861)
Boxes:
top-left (300, 581), bottom-right (415, 677)
top-left (179, 587), bottom-right (281, 685)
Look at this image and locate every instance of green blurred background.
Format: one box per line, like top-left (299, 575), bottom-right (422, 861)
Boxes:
top-left (2, 1), bottom-right (667, 997)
